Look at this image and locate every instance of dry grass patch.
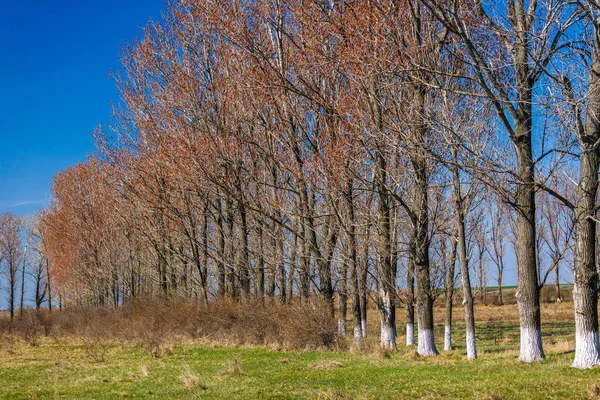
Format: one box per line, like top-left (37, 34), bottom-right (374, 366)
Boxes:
top-left (484, 395), bottom-right (503, 400)
top-left (405, 350), bottom-right (423, 362)
top-left (590, 384), bottom-right (600, 400)
top-left (317, 388), bottom-right (365, 400)
top-left (180, 366), bottom-right (206, 390)
top-left (364, 344), bottom-right (392, 360)
top-left (546, 338), bottom-right (574, 355)
top-left (309, 360), bottom-right (343, 370)
top-left (431, 356), bottom-right (457, 366)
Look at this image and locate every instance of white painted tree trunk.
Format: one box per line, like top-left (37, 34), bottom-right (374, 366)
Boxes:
top-left (452, 146), bottom-right (477, 360)
top-left (361, 317), bottom-right (367, 337)
top-left (418, 328), bottom-right (437, 356)
top-left (573, 329), bottom-right (600, 368)
top-left (353, 325), bottom-right (363, 348)
top-left (569, 3), bottom-right (600, 370)
top-left (379, 292), bottom-right (396, 350)
top-left (406, 323), bottom-right (415, 346)
top-left (572, 283), bottom-right (600, 368)
top-left (573, 330), bottom-right (600, 368)
top-left (444, 325), bottom-right (452, 351)
top-left (519, 326), bottom-right (544, 363)
top-left (338, 319), bottom-right (347, 336)
top-left (381, 323), bottom-right (396, 350)
top-left (466, 328), bottom-right (477, 360)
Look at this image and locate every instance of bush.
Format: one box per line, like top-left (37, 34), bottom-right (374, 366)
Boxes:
top-left (0, 297), bottom-right (341, 351)
top-left (13, 311), bottom-right (41, 346)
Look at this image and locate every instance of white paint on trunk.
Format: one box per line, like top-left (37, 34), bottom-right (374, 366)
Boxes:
top-left (466, 329), bottom-right (477, 360)
top-left (519, 327), bottom-right (544, 362)
top-left (361, 318), bottom-right (367, 337)
top-left (444, 324), bottom-right (452, 351)
top-left (572, 330), bottom-right (600, 369)
top-left (338, 320), bottom-right (346, 336)
top-left (406, 323), bottom-right (415, 346)
top-left (379, 290), bottom-right (395, 349)
top-left (380, 324), bottom-right (396, 350)
top-left (353, 325), bottom-right (363, 348)
top-left (417, 329), bottom-right (437, 356)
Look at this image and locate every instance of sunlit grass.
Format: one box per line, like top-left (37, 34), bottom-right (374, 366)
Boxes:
top-left (1, 302), bottom-right (597, 400)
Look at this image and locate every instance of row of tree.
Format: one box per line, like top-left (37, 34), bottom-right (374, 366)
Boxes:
top-left (38, 0), bottom-right (600, 368)
top-left (0, 213), bottom-right (53, 320)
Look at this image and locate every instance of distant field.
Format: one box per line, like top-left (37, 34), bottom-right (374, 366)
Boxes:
top-left (1, 301), bottom-right (598, 400)
top-left (461, 285), bottom-right (573, 306)
top-left (484, 285), bottom-right (519, 290)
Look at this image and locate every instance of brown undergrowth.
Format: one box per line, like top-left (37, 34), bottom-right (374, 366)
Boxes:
top-left (0, 297), bottom-right (343, 353)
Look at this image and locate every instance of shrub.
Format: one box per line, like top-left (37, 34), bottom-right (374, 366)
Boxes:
top-left (0, 297), bottom-right (341, 351)
top-left (14, 311), bottom-right (41, 347)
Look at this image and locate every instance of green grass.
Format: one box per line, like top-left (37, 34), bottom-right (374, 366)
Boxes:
top-left (1, 304), bottom-right (598, 399)
top-left (1, 329), bottom-right (598, 399)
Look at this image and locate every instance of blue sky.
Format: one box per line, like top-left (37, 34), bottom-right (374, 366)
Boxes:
top-left (0, 0), bottom-right (166, 216)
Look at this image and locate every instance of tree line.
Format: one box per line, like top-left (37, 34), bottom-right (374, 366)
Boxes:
top-left (0, 213), bottom-right (53, 320)
top-left (34, 0), bottom-right (600, 368)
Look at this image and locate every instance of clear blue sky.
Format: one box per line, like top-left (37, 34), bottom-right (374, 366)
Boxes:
top-left (0, 0), bottom-right (166, 216)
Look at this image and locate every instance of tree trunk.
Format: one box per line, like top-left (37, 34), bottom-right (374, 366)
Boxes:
top-left (413, 84), bottom-right (437, 357)
top-left (514, 134), bottom-right (544, 362)
top-left (287, 223), bottom-right (298, 301)
top-left (555, 256), bottom-right (561, 303)
top-left (345, 182), bottom-right (362, 347)
top-left (498, 268), bottom-right (504, 306)
top-left (572, 22), bottom-right (600, 367)
top-left (406, 250), bottom-right (416, 346)
top-left (238, 202), bottom-right (251, 300)
top-left (573, 137), bottom-right (600, 368)
top-left (9, 256), bottom-right (15, 321)
top-left (201, 211), bottom-right (209, 306)
top-left (217, 200), bottom-right (227, 299)
top-left (444, 239), bottom-right (457, 351)
top-left (35, 261), bottom-right (44, 310)
top-left (512, 12), bottom-right (545, 360)
top-left (46, 257), bottom-right (52, 312)
top-left (478, 248), bottom-right (486, 303)
top-left (572, 138), bottom-right (600, 368)
top-left (277, 220), bottom-right (286, 303)
top-left (297, 187), bottom-right (312, 302)
top-left (266, 218), bottom-right (277, 298)
top-left (257, 224), bottom-right (266, 299)
top-left (360, 242), bottom-right (369, 338)
top-left (572, 174), bottom-right (600, 368)
top-left (307, 192), bottom-right (336, 314)
top-left (375, 151), bottom-right (396, 350)
top-left (338, 256), bottom-right (348, 336)
top-left (20, 250), bottom-right (27, 315)
top-left (452, 146), bottom-right (477, 359)
top-left (225, 203), bottom-right (236, 300)
top-left (299, 223), bottom-right (311, 300)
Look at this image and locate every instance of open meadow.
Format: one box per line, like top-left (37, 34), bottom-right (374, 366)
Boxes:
top-left (2, 295), bottom-right (600, 400)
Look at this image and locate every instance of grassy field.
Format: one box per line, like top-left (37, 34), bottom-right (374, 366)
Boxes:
top-left (1, 302), bottom-right (599, 399)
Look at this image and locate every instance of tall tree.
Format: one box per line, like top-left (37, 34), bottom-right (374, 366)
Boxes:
top-left (421, 0), bottom-right (579, 362)
top-left (0, 212), bottom-right (22, 321)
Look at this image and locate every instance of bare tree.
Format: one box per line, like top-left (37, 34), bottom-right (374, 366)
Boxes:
top-left (0, 212), bottom-right (23, 321)
top-left (489, 198), bottom-right (509, 306)
top-left (421, 0), bottom-right (580, 362)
